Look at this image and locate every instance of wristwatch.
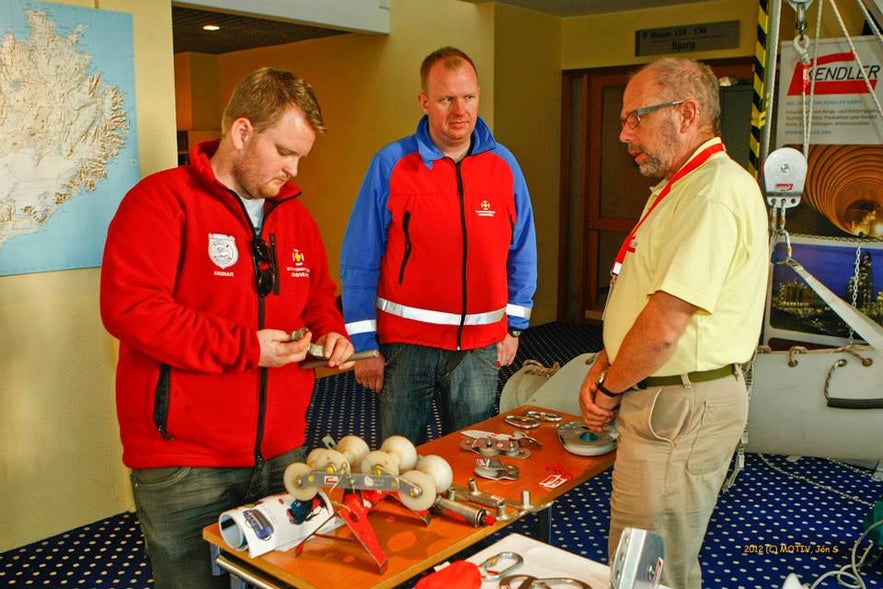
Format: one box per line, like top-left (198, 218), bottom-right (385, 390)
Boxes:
top-left (507, 328), bottom-right (522, 338)
top-left (596, 372), bottom-right (625, 398)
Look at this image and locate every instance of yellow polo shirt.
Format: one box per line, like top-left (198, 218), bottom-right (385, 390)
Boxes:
top-left (603, 138), bottom-right (769, 375)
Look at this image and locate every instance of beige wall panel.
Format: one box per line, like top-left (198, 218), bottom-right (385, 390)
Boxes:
top-left (1, 0), bottom-right (176, 551)
top-left (493, 4), bottom-right (561, 325)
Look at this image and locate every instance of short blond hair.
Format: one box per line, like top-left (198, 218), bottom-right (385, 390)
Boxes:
top-left (221, 67), bottom-right (325, 135)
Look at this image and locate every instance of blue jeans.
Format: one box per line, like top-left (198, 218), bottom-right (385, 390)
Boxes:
top-left (379, 343), bottom-right (499, 444)
top-left (130, 446), bottom-right (305, 589)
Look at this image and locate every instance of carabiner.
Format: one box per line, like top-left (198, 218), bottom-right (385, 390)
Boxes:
top-left (525, 410), bottom-right (563, 422)
top-left (504, 414), bottom-right (541, 429)
top-left (477, 551), bottom-right (524, 581)
top-left (500, 575), bottom-right (593, 589)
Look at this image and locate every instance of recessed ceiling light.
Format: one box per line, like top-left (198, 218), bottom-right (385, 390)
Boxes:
top-left (202, 24), bottom-right (220, 31)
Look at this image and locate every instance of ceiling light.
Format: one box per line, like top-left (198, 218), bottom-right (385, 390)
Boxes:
top-left (202, 24), bottom-right (220, 31)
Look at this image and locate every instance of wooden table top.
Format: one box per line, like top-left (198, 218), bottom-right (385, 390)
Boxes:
top-left (203, 405), bottom-right (615, 589)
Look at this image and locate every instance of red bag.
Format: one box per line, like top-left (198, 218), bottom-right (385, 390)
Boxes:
top-left (414, 560), bottom-right (482, 589)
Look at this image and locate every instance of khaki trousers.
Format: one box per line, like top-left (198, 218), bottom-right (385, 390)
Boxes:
top-left (608, 371), bottom-right (748, 589)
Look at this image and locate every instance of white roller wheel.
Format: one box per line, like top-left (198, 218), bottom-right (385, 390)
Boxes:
top-left (309, 448), bottom-right (349, 473)
top-left (415, 454), bottom-right (454, 494)
top-left (398, 470), bottom-right (436, 511)
top-left (381, 435), bottom-right (418, 471)
top-left (306, 447), bottom-right (326, 467)
top-left (360, 450), bottom-right (399, 476)
top-left (283, 462), bottom-right (319, 501)
top-left (337, 435), bottom-right (370, 472)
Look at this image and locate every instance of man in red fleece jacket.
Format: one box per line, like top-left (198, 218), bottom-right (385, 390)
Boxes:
top-left (100, 68), bottom-right (352, 589)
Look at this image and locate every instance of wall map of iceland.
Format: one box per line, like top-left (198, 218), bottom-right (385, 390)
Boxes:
top-left (0, 1), bottom-right (139, 276)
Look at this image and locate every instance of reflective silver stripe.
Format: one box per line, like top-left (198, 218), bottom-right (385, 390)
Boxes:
top-left (345, 319), bottom-right (377, 336)
top-left (506, 303), bottom-right (532, 319)
top-left (376, 297), bottom-right (505, 326)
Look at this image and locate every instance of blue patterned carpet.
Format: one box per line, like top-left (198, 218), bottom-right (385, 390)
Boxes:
top-left (2, 322), bottom-right (881, 588)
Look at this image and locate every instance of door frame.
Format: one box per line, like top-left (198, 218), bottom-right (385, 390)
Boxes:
top-left (557, 58), bottom-right (755, 323)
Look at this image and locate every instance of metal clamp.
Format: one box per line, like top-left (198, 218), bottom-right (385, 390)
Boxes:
top-left (511, 430), bottom-right (542, 448)
top-left (460, 437), bottom-right (531, 459)
top-left (474, 457), bottom-right (520, 480)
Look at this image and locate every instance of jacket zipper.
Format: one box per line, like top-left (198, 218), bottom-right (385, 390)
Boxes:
top-left (153, 364), bottom-right (174, 440)
top-left (232, 191), bottom-right (277, 466)
top-left (252, 228), bottom-right (275, 467)
top-left (240, 193), bottom-right (278, 467)
top-left (398, 211), bottom-right (412, 284)
top-left (456, 161), bottom-right (467, 351)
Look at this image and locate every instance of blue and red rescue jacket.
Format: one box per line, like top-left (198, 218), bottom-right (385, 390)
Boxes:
top-left (340, 116), bottom-right (537, 352)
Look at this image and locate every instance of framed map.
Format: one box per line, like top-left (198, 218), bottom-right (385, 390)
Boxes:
top-left (0, 1), bottom-right (139, 275)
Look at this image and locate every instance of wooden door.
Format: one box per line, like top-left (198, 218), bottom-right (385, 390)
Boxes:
top-left (558, 59), bottom-right (754, 323)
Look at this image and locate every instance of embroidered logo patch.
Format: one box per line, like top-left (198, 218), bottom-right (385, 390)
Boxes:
top-left (476, 199), bottom-right (496, 217)
top-left (208, 233), bottom-right (238, 269)
top-left (284, 246), bottom-right (310, 278)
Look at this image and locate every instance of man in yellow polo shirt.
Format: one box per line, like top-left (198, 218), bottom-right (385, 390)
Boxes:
top-left (579, 57), bottom-right (768, 589)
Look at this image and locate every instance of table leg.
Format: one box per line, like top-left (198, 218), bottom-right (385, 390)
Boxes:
top-left (536, 502), bottom-right (553, 542)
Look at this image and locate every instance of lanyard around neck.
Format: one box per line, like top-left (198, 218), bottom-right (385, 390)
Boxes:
top-left (610, 141), bottom-right (725, 277)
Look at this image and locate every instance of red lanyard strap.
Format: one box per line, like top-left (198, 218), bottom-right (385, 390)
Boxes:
top-left (611, 142), bottom-right (725, 276)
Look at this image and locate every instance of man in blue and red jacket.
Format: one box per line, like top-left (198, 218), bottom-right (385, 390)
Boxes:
top-left (340, 47), bottom-right (537, 444)
top-left (100, 68), bottom-right (352, 589)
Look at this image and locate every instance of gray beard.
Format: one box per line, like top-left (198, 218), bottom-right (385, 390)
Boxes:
top-left (638, 156), bottom-right (667, 178)
top-left (636, 121), bottom-right (679, 179)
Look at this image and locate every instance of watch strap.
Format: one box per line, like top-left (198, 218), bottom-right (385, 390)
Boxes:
top-left (596, 378), bottom-right (625, 398)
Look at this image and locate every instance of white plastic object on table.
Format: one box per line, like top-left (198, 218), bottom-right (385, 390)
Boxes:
top-left (380, 435), bottom-right (418, 471)
top-left (360, 450), bottom-right (400, 476)
top-left (398, 469), bottom-right (436, 511)
top-left (415, 454), bottom-right (454, 494)
top-left (336, 435), bottom-right (371, 472)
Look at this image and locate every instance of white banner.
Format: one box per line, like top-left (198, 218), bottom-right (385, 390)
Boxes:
top-left (776, 36), bottom-right (883, 146)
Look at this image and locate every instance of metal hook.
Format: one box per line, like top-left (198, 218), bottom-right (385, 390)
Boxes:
top-left (770, 225), bottom-right (793, 265)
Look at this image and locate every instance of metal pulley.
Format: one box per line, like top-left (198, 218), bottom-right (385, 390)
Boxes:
top-left (763, 147), bottom-right (808, 209)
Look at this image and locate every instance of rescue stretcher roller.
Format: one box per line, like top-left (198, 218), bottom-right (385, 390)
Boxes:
top-left (283, 435), bottom-right (453, 512)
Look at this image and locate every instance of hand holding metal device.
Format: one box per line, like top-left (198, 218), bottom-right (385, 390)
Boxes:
top-left (288, 328), bottom-right (379, 368)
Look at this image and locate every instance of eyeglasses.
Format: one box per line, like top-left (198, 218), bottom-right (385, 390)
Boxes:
top-left (620, 99), bottom-right (685, 129)
top-left (252, 235), bottom-right (278, 297)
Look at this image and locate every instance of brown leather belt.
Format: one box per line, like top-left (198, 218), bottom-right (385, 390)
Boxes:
top-left (638, 364), bottom-right (737, 389)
